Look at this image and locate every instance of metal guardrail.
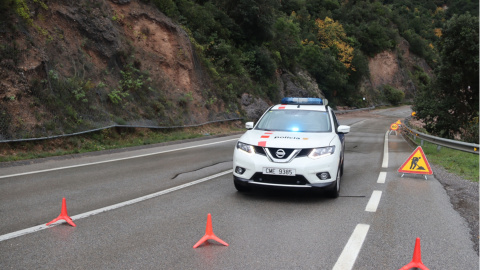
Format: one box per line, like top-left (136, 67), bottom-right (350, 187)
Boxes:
top-left (403, 117), bottom-right (479, 154)
top-left (0, 118), bottom-right (243, 143)
top-left (334, 106), bottom-right (375, 115)
top-left (0, 104), bottom-right (376, 143)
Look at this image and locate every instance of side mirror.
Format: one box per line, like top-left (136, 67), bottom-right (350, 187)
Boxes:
top-left (337, 125), bottom-right (350, 134)
top-left (245, 122), bottom-right (254, 129)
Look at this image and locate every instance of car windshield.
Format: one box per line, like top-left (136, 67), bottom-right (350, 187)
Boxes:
top-left (255, 110), bottom-right (331, 132)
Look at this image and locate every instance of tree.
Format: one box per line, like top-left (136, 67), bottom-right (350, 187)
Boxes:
top-left (222, 0), bottom-right (279, 44)
top-left (384, 85), bottom-right (404, 105)
top-left (413, 13), bottom-right (479, 142)
top-left (300, 42), bottom-right (347, 100)
top-left (315, 17), bottom-right (355, 70)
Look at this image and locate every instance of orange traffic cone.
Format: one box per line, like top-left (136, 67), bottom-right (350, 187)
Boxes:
top-left (46, 198), bottom-right (76, 227)
top-left (193, 213), bottom-right (228, 248)
top-left (399, 238), bottom-right (429, 270)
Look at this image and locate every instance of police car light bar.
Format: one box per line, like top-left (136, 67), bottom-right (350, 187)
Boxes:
top-left (281, 97), bottom-right (328, 106)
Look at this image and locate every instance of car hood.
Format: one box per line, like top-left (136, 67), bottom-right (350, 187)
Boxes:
top-left (239, 130), bottom-right (335, 148)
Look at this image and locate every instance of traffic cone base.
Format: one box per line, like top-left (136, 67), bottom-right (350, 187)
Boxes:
top-left (399, 238), bottom-right (429, 270)
top-left (193, 213), bottom-right (228, 248)
top-left (46, 198), bottom-right (76, 227)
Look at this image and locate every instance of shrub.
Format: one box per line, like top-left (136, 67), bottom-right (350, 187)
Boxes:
top-left (384, 85), bottom-right (404, 105)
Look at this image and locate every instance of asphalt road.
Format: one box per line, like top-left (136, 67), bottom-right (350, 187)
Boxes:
top-left (0, 106), bottom-right (477, 269)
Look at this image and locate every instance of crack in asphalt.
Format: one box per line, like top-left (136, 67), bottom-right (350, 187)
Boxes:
top-left (171, 161), bottom-right (232, 180)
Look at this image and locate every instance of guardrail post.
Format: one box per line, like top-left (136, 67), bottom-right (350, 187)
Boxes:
top-left (420, 139), bottom-right (424, 146)
top-left (436, 145), bottom-right (442, 152)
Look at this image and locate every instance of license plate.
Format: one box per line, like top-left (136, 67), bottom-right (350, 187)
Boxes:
top-left (263, 167), bottom-right (296, 176)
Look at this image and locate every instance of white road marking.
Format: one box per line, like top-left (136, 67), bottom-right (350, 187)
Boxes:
top-left (365, 190), bottom-right (382, 212)
top-left (382, 131), bottom-right (389, 168)
top-left (377, 172), bottom-right (387, 184)
top-left (333, 122), bottom-right (387, 269)
top-left (0, 138), bottom-right (239, 179)
top-left (332, 224), bottom-right (370, 270)
top-left (0, 170), bottom-right (232, 242)
top-left (350, 119), bottom-right (366, 126)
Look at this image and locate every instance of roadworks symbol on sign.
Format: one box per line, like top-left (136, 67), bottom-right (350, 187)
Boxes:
top-left (398, 146), bottom-right (433, 175)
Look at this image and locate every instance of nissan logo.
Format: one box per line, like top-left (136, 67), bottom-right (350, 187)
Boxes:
top-left (276, 149), bottom-right (286, 158)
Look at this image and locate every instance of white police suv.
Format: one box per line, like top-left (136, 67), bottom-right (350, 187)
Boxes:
top-left (233, 97), bottom-right (350, 198)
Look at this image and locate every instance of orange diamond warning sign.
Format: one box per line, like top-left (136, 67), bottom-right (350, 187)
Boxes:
top-left (398, 146), bottom-right (433, 175)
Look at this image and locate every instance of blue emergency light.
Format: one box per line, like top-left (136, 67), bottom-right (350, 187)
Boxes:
top-left (281, 97), bottom-right (328, 106)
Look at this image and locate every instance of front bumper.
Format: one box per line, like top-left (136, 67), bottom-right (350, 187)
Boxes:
top-left (233, 147), bottom-right (340, 189)
top-left (233, 175), bottom-right (337, 189)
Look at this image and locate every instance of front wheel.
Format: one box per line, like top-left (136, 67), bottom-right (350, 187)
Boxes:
top-left (326, 167), bottom-right (341, 198)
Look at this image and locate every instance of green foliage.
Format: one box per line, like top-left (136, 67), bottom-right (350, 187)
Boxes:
top-left (108, 89), bottom-right (129, 104)
top-left (270, 15), bottom-right (302, 69)
top-left (0, 41), bottom-right (21, 66)
top-left (0, 107), bottom-right (12, 138)
top-left (0, 0), bottom-right (14, 14)
top-left (224, 0), bottom-right (279, 43)
top-left (152, 0), bottom-right (178, 18)
top-left (409, 139), bottom-right (479, 183)
top-left (11, 0), bottom-right (48, 33)
top-left (119, 63), bottom-right (145, 92)
top-left (177, 92), bottom-right (194, 107)
top-left (300, 42), bottom-right (347, 99)
top-left (384, 85), bottom-right (405, 105)
top-left (152, 0), bottom-right (476, 109)
top-left (414, 13), bottom-right (479, 142)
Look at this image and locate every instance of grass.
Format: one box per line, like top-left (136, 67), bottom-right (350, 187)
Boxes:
top-left (408, 138), bottom-right (479, 182)
top-left (0, 122), bottom-right (244, 163)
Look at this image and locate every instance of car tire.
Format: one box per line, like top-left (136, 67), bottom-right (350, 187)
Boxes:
top-left (340, 160), bottom-right (344, 177)
top-left (327, 167), bottom-right (341, 198)
top-left (234, 180), bottom-right (251, 192)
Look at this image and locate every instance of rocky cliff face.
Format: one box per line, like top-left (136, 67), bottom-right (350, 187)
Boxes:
top-left (365, 38), bottom-right (433, 102)
top-left (0, 0), bottom-right (227, 140)
top-left (0, 0), bottom-right (430, 140)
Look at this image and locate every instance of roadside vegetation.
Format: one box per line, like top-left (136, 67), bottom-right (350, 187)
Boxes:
top-left (413, 13), bottom-right (479, 143)
top-left (0, 1), bottom-right (477, 142)
top-left (406, 137), bottom-right (479, 183)
top-left (153, 0), bottom-right (474, 107)
top-left (0, 122), bottom-right (243, 163)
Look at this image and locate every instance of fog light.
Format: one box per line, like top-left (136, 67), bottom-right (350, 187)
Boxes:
top-left (235, 166), bottom-right (246, 175)
top-left (316, 172), bottom-right (330, 180)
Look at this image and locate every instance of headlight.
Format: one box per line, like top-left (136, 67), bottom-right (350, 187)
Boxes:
top-left (308, 146), bottom-right (335, 159)
top-left (236, 141), bottom-right (254, 154)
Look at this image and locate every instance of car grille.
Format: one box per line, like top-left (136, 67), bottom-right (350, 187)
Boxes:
top-left (253, 147), bottom-right (312, 158)
top-left (251, 173), bottom-right (310, 186)
top-left (266, 148), bottom-right (296, 159)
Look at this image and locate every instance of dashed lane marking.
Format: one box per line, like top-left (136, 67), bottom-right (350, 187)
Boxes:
top-left (332, 224), bottom-right (370, 270)
top-left (377, 172), bottom-right (387, 184)
top-left (365, 190), bottom-right (383, 212)
top-left (382, 131), bottom-right (389, 168)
